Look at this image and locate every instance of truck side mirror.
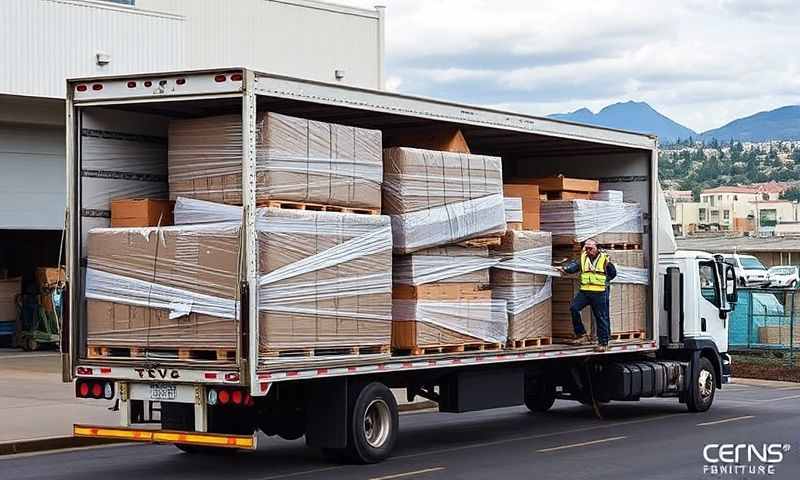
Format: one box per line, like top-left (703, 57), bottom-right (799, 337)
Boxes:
top-left (724, 264), bottom-right (738, 306)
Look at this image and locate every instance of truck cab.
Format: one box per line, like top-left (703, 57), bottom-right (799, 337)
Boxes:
top-left (658, 250), bottom-right (737, 403)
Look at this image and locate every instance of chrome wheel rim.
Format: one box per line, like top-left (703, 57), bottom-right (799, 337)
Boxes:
top-left (698, 369), bottom-right (714, 400)
top-left (363, 399), bottom-right (391, 448)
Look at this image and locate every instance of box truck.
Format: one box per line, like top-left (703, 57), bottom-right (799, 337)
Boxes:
top-left (63, 68), bottom-right (737, 463)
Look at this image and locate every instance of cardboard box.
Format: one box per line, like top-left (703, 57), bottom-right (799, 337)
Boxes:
top-left (540, 199), bottom-right (643, 245)
top-left (111, 199), bottom-right (173, 227)
top-left (383, 127), bottom-right (471, 154)
top-left (551, 279), bottom-right (646, 338)
top-left (391, 300), bottom-right (508, 350)
top-left (502, 184), bottom-right (540, 230)
top-left (510, 176), bottom-right (599, 193)
top-left (169, 112), bottom-right (383, 209)
top-left (0, 277), bottom-right (21, 322)
top-left (257, 209), bottom-right (392, 352)
top-left (36, 267), bottom-right (65, 288)
top-left (85, 224), bottom-right (241, 349)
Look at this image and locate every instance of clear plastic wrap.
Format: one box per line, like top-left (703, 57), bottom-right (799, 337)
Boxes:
top-left (168, 112), bottom-right (383, 209)
top-left (390, 194), bottom-right (507, 254)
top-left (84, 222), bottom-right (241, 350)
top-left (393, 255), bottom-right (498, 285)
top-left (540, 199), bottom-right (643, 242)
top-left (591, 190), bottom-right (624, 203)
top-left (382, 147), bottom-right (503, 214)
top-left (504, 197), bottom-right (523, 223)
top-left (86, 198), bottom-right (393, 356)
top-left (392, 299), bottom-right (508, 344)
top-left (612, 266), bottom-right (649, 285)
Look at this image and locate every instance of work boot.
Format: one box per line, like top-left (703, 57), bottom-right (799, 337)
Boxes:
top-left (594, 343), bottom-right (609, 352)
top-left (573, 333), bottom-right (592, 345)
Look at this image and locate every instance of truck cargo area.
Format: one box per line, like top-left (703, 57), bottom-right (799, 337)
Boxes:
top-left (68, 70), bottom-right (656, 381)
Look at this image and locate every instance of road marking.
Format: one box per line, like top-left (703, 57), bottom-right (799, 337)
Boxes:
top-left (697, 415), bottom-right (754, 426)
top-left (761, 393), bottom-right (800, 402)
top-left (536, 436), bottom-right (627, 453)
top-left (776, 385), bottom-right (800, 391)
top-left (394, 413), bottom-right (685, 462)
top-left (370, 467), bottom-right (446, 480)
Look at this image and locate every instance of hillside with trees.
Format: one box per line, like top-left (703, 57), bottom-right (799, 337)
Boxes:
top-left (658, 139), bottom-right (800, 199)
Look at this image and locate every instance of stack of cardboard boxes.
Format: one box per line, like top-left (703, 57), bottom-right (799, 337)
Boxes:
top-left (383, 147), bottom-right (509, 352)
top-left (85, 112), bottom-right (393, 360)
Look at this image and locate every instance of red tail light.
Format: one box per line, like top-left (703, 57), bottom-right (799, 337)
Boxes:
top-left (214, 74), bottom-right (226, 83)
top-left (244, 394), bottom-right (254, 407)
top-left (231, 390), bottom-right (243, 405)
top-left (218, 389), bottom-right (230, 405)
top-left (127, 81), bottom-right (136, 88)
top-left (175, 78), bottom-right (186, 85)
top-left (144, 80), bottom-right (152, 87)
top-left (79, 382), bottom-right (90, 397)
top-left (230, 73), bottom-right (243, 81)
top-left (76, 367), bottom-right (93, 375)
top-left (92, 84), bottom-right (103, 91)
top-left (76, 85), bottom-right (88, 92)
top-left (91, 383), bottom-right (103, 398)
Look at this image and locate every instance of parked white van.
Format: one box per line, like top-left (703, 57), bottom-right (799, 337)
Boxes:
top-left (721, 254), bottom-right (771, 287)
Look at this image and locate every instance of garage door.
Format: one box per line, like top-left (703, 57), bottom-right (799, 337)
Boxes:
top-left (0, 123), bottom-right (65, 229)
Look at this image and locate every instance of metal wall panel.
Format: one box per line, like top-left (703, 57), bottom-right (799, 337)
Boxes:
top-left (0, 0), bottom-right (381, 100)
top-left (0, 0), bottom-right (186, 99)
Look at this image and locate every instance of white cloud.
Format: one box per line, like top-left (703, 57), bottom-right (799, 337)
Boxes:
top-left (345, 1), bottom-right (800, 132)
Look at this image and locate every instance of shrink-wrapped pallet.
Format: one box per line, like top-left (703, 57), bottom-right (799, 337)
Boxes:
top-left (383, 147), bottom-right (506, 253)
top-left (490, 231), bottom-right (558, 343)
top-left (390, 245), bottom-right (507, 351)
top-left (540, 199), bottom-right (643, 245)
top-left (85, 223), bottom-right (241, 351)
top-left (169, 112), bottom-right (383, 209)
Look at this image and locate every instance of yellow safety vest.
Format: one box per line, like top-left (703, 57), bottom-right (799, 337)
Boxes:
top-left (580, 251), bottom-right (608, 292)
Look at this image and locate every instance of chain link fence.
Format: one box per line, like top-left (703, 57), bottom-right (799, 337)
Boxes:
top-left (730, 288), bottom-right (798, 365)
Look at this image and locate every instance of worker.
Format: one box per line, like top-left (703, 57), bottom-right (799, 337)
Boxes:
top-left (559, 239), bottom-right (617, 352)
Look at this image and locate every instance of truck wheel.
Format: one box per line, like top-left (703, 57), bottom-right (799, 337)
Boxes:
top-left (524, 380), bottom-right (556, 412)
top-left (687, 357), bottom-right (715, 412)
top-left (344, 382), bottom-right (398, 464)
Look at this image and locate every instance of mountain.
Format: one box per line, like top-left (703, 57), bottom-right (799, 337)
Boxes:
top-left (700, 105), bottom-right (800, 142)
top-left (548, 101), bottom-right (697, 143)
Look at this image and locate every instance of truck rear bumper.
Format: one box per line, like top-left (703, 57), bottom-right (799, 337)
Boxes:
top-left (73, 424), bottom-right (256, 450)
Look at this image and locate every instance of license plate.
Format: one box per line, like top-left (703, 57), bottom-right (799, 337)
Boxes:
top-left (149, 383), bottom-right (177, 401)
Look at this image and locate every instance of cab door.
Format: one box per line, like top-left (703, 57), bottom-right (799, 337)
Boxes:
top-left (694, 260), bottom-right (729, 353)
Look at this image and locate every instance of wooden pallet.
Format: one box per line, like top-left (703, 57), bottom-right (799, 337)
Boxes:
top-left (610, 331), bottom-right (645, 341)
top-left (508, 336), bottom-right (553, 349)
top-left (261, 344), bottom-right (391, 358)
top-left (394, 342), bottom-right (503, 356)
top-left (457, 236), bottom-right (502, 248)
top-left (86, 345), bottom-right (236, 361)
top-left (260, 199), bottom-right (380, 215)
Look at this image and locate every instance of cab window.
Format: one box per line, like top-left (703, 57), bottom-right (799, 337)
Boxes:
top-left (699, 261), bottom-right (720, 307)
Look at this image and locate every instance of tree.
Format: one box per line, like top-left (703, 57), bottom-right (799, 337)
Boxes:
top-left (781, 187), bottom-right (800, 202)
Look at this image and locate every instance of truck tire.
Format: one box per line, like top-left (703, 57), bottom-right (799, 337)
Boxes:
top-left (343, 382), bottom-right (399, 464)
top-left (687, 357), bottom-right (715, 412)
top-left (524, 379), bottom-right (556, 412)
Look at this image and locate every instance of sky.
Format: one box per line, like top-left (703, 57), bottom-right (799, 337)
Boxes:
top-left (342, 0), bottom-right (800, 132)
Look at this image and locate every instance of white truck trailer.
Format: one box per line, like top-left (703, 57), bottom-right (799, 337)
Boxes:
top-left (62, 68), bottom-right (737, 463)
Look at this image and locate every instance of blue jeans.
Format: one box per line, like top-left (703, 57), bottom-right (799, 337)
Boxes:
top-left (570, 290), bottom-right (610, 344)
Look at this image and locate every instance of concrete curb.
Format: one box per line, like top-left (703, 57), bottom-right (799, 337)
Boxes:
top-left (0, 401), bottom-right (439, 456)
top-left (0, 436), bottom-right (125, 456)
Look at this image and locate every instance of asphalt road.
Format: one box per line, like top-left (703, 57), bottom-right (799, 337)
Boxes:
top-left (3, 381), bottom-right (800, 480)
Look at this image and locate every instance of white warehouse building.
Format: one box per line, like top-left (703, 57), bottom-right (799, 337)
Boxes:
top-left (0, 0), bottom-right (384, 342)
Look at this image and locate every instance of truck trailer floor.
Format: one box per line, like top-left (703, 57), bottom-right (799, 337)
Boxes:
top-left (2, 380), bottom-right (798, 480)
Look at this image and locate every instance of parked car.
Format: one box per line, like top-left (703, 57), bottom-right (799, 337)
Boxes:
top-left (721, 253), bottom-right (771, 287)
top-left (768, 265), bottom-right (799, 289)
